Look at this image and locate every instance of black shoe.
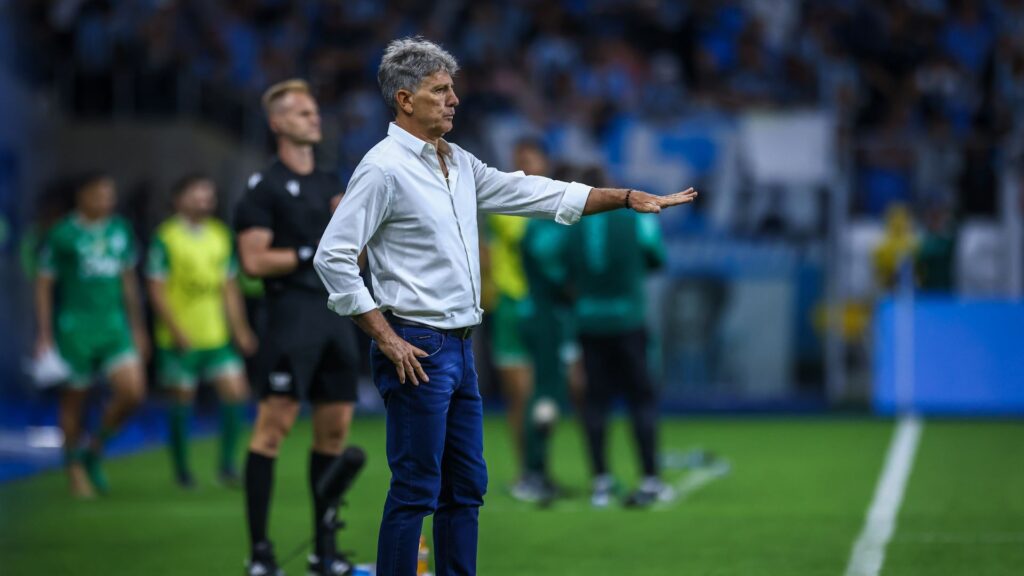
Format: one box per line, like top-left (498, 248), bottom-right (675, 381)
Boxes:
top-left (537, 477), bottom-right (574, 509)
top-left (307, 552), bottom-right (353, 575)
top-left (622, 478), bottom-right (675, 508)
top-left (623, 488), bottom-right (657, 508)
top-left (246, 542), bottom-right (285, 576)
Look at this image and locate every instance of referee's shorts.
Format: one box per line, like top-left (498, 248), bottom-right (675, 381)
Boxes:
top-left (256, 289), bottom-right (359, 404)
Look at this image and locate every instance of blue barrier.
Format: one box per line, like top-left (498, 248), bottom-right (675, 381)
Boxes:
top-left (874, 297), bottom-right (1024, 415)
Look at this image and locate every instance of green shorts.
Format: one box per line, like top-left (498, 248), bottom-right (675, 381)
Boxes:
top-left (157, 344), bottom-right (243, 389)
top-left (55, 315), bottom-right (138, 389)
top-left (491, 294), bottom-right (530, 368)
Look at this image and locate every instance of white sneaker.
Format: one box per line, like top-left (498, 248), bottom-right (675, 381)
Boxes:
top-left (510, 475), bottom-right (543, 503)
top-left (591, 474), bottom-right (615, 508)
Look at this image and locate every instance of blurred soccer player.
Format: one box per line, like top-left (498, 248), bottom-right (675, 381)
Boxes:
top-left (512, 155), bottom-right (584, 504)
top-left (485, 139), bottom-right (546, 500)
top-left (146, 174), bottom-right (256, 489)
top-left (235, 79), bottom-right (359, 576)
top-left (34, 173), bottom-right (149, 498)
top-left (566, 166), bottom-right (673, 507)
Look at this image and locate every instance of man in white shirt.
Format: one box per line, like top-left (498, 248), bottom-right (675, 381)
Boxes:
top-left (314, 36), bottom-right (697, 576)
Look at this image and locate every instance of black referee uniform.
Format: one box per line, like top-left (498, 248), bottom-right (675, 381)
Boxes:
top-left (234, 159), bottom-right (359, 404)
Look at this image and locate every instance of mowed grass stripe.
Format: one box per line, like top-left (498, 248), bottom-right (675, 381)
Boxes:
top-left (2, 418), bottom-right (894, 575)
top-left (881, 421), bottom-right (1024, 576)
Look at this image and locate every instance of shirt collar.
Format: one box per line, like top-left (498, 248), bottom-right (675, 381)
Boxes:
top-left (388, 122), bottom-right (451, 158)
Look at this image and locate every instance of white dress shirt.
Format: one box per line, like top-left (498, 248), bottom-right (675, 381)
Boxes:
top-left (314, 122), bottom-right (591, 329)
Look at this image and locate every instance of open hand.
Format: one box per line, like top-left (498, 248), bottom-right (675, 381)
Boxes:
top-left (629, 187), bottom-right (698, 213)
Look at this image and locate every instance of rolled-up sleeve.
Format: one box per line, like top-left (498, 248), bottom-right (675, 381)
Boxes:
top-left (314, 162), bottom-right (391, 317)
top-left (468, 150), bottom-right (591, 225)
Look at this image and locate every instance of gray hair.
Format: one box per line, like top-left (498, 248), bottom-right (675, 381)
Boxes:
top-left (378, 36), bottom-right (460, 117)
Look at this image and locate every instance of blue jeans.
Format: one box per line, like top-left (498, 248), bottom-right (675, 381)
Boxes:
top-left (371, 325), bottom-right (488, 576)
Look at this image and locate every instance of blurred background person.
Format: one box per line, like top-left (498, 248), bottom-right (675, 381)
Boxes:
top-left (484, 205), bottom-right (532, 494)
top-left (873, 203), bottom-right (919, 293)
top-left (33, 173), bottom-right (148, 498)
top-left (235, 79), bottom-right (358, 576)
top-left (566, 166), bottom-right (671, 508)
top-left (513, 159), bottom-right (584, 505)
top-left (915, 200), bottom-right (957, 292)
top-left (145, 174), bottom-right (256, 489)
top-left (485, 138), bottom-right (562, 501)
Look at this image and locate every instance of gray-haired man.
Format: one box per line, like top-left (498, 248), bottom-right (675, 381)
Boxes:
top-left (315, 36), bottom-right (696, 575)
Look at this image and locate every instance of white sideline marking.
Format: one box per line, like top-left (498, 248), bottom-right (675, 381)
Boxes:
top-left (844, 416), bottom-right (923, 576)
top-left (653, 461), bottom-right (731, 511)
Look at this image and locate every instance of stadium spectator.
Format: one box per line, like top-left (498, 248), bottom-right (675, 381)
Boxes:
top-left (314, 36), bottom-right (696, 576)
top-left (916, 201), bottom-right (957, 292)
top-left (34, 173), bottom-right (149, 498)
top-left (14, 1), bottom-right (1015, 224)
top-left (145, 174), bottom-right (256, 489)
top-left (235, 79), bottom-right (360, 576)
top-left (873, 203), bottom-right (919, 292)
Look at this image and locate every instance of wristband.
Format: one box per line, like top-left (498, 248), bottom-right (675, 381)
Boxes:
top-left (624, 189), bottom-right (634, 209)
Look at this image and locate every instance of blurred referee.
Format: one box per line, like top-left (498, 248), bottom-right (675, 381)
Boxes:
top-left (234, 79), bottom-right (359, 576)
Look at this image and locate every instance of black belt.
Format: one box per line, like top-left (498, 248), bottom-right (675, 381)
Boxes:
top-left (384, 312), bottom-right (474, 340)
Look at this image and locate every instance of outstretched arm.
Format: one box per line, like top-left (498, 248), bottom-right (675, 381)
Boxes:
top-left (583, 187), bottom-right (698, 216)
top-left (468, 149), bottom-right (697, 221)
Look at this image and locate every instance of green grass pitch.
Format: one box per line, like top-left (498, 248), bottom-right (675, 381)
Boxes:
top-left (1, 417), bottom-right (1022, 575)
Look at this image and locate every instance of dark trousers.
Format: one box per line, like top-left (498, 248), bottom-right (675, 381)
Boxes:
top-left (371, 325), bottom-right (487, 576)
top-left (580, 329), bottom-right (659, 478)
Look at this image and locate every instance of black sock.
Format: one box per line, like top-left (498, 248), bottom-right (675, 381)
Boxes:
top-left (245, 451), bottom-right (275, 553)
top-left (584, 412), bottom-right (609, 476)
top-left (310, 450), bottom-right (338, 556)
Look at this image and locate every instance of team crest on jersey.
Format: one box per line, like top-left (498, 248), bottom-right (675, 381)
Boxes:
top-left (286, 180), bottom-right (300, 197)
top-left (248, 173), bottom-right (263, 189)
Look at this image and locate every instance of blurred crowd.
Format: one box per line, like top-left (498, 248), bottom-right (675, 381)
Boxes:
top-left (7, 0), bottom-right (1024, 411)
top-left (12, 0), bottom-right (1024, 220)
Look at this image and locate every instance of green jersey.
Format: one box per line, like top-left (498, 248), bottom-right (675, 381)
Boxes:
top-left (520, 219), bottom-right (572, 315)
top-left (566, 211), bottom-right (665, 335)
top-left (38, 214), bottom-right (136, 320)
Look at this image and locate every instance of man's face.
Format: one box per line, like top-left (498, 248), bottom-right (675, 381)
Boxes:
top-left (270, 92), bottom-right (322, 145)
top-left (514, 145), bottom-right (549, 177)
top-left (177, 180), bottom-right (217, 220)
top-left (78, 178), bottom-right (116, 219)
top-left (408, 71), bottom-right (459, 139)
